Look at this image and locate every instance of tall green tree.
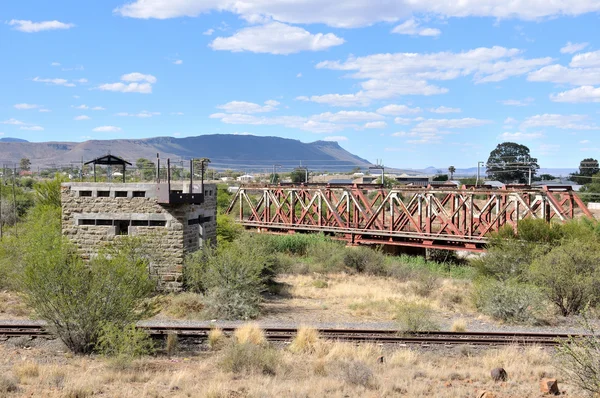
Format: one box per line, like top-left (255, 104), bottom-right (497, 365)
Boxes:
top-left (290, 168), bottom-right (308, 183)
top-left (486, 142), bottom-right (539, 184)
top-left (570, 158), bottom-right (599, 185)
top-left (135, 158), bottom-right (156, 181)
top-left (19, 158), bottom-right (31, 172)
top-left (448, 166), bottom-right (456, 180)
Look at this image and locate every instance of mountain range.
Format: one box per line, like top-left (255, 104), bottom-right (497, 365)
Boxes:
top-left (0, 134), bottom-right (373, 171)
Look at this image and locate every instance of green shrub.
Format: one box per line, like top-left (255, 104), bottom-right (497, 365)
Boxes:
top-left (472, 240), bottom-right (543, 282)
top-left (220, 343), bottom-right (279, 375)
top-left (338, 361), bottom-right (375, 388)
top-left (556, 314), bottom-right (600, 397)
top-left (197, 246), bottom-right (265, 320)
top-left (19, 237), bottom-right (157, 354)
top-left (395, 301), bottom-right (440, 332)
top-left (411, 273), bottom-right (441, 297)
top-left (529, 240), bottom-right (600, 316)
top-left (306, 239), bottom-right (346, 273)
top-left (216, 213), bottom-right (244, 246)
top-left (96, 323), bottom-right (155, 361)
top-left (165, 292), bottom-right (205, 319)
top-left (343, 246), bottom-right (386, 275)
top-left (472, 278), bottom-right (544, 323)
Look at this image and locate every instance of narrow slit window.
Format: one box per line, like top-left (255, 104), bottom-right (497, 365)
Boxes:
top-left (115, 191), bottom-right (128, 198)
top-left (79, 219), bottom-right (95, 226)
top-left (79, 191), bottom-right (92, 197)
top-left (149, 220), bottom-right (167, 227)
top-left (97, 191), bottom-right (110, 197)
top-left (131, 220), bottom-right (149, 227)
top-left (132, 191), bottom-right (146, 198)
top-left (96, 219), bottom-right (113, 226)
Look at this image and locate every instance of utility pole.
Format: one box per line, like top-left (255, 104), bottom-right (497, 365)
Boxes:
top-left (369, 164), bottom-right (385, 186)
top-left (12, 164), bottom-right (17, 237)
top-left (271, 164), bottom-right (281, 184)
top-left (196, 158), bottom-right (211, 193)
top-left (529, 166), bottom-right (532, 186)
top-left (476, 161), bottom-right (485, 187)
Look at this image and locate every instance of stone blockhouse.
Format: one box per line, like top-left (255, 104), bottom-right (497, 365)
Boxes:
top-left (61, 182), bottom-right (217, 290)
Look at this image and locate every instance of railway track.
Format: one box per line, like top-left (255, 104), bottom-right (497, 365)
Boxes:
top-left (0, 324), bottom-right (586, 347)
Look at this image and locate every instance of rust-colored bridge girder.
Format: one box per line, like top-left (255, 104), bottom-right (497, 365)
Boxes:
top-left (225, 184), bottom-right (594, 252)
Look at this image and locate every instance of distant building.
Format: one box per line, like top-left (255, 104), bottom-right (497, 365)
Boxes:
top-left (393, 174), bottom-right (431, 185)
top-left (236, 174), bottom-right (254, 182)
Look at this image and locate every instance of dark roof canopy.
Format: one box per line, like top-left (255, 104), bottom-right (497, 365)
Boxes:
top-left (84, 154), bottom-right (132, 166)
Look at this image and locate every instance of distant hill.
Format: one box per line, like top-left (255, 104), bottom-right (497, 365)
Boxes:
top-left (0, 137), bottom-right (28, 143)
top-left (0, 134), bottom-right (373, 171)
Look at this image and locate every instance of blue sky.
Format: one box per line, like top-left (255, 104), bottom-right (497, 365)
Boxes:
top-left (1, 0), bottom-right (600, 169)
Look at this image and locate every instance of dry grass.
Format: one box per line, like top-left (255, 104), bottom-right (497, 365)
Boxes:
top-left (14, 361), bottom-right (40, 381)
top-left (234, 323), bottom-right (266, 345)
top-left (289, 326), bottom-right (321, 354)
top-left (263, 274), bottom-right (475, 324)
top-left (208, 328), bottom-right (226, 350)
top-left (0, 291), bottom-right (30, 318)
top-left (451, 319), bottom-right (468, 332)
top-left (163, 292), bottom-right (205, 319)
top-left (0, 340), bottom-right (583, 398)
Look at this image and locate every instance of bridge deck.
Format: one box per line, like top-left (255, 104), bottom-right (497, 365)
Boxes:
top-left (226, 184), bottom-right (593, 251)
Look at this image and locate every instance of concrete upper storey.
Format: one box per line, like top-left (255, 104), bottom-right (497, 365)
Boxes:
top-left (61, 182), bottom-right (216, 201)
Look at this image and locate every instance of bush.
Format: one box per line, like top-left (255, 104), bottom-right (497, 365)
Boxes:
top-left (19, 237), bottom-right (157, 354)
top-left (557, 315), bottom-right (600, 397)
top-left (216, 214), bottom-right (244, 246)
top-left (396, 301), bottom-right (440, 332)
top-left (0, 375), bottom-right (18, 394)
top-left (343, 246), bottom-right (387, 275)
top-left (306, 239), bottom-right (346, 273)
top-left (164, 292), bottom-right (205, 319)
top-left (411, 272), bottom-right (441, 297)
top-left (96, 323), bottom-right (155, 362)
top-left (472, 278), bottom-right (544, 323)
top-left (220, 343), bottom-right (279, 375)
top-left (338, 361), bottom-right (375, 388)
top-left (529, 240), bottom-right (600, 316)
top-left (289, 327), bottom-right (321, 354)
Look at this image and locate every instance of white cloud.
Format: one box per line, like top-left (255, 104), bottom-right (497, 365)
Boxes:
top-left (296, 73), bottom-right (302, 78)
top-left (364, 121), bottom-right (387, 129)
top-left (394, 117), bottom-right (414, 125)
top-left (173, 59), bottom-right (183, 65)
top-left (312, 111), bottom-right (384, 123)
top-left (306, 46), bottom-right (551, 104)
top-left (32, 77), bottom-right (75, 87)
top-left (376, 104), bottom-right (421, 115)
top-left (581, 140), bottom-right (591, 144)
top-left (499, 97), bottom-right (534, 106)
top-left (20, 125), bottom-right (44, 131)
top-left (296, 93), bottom-right (370, 107)
top-left (92, 126), bottom-right (122, 132)
top-left (8, 19), bottom-right (74, 33)
top-left (98, 82), bottom-right (153, 94)
top-left (74, 115), bottom-right (91, 120)
top-left (75, 78), bottom-right (88, 83)
top-left (115, 111), bottom-right (161, 117)
top-left (323, 136), bottom-right (348, 142)
top-left (114, 0), bottom-right (600, 27)
top-left (14, 103), bottom-right (39, 110)
top-left (520, 114), bottom-right (598, 130)
top-left (170, 112), bottom-right (184, 115)
top-left (1, 119), bottom-right (25, 125)
top-left (210, 22), bottom-right (344, 55)
top-left (429, 106), bottom-right (461, 113)
top-left (121, 72), bottom-right (157, 83)
top-left (217, 100), bottom-right (279, 114)
top-left (391, 19), bottom-right (440, 37)
top-left (98, 72), bottom-right (156, 94)
top-left (412, 117), bottom-right (491, 132)
top-left (528, 64), bottom-right (600, 85)
top-left (38, 108), bottom-right (51, 112)
top-left (560, 42), bottom-right (589, 54)
top-left (51, 62), bottom-right (61, 66)
top-left (570, 50), bottom-right (600, 68)
top-left (203, 28), bottom-right (215, 35)
top-left (550, 86), bottom-right (600, 103)
top-left (499, 132), bottom-right (544, 140)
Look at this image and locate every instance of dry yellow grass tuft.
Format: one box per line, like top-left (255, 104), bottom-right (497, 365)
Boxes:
top-left (14, 361), bottom-right (39, 380)
top-left (289, 326), bottom-right (321, 354)
top-left (234, 323), bottom-right (266, 345)
top-left (451, 318), bottom-right (467, 332)
top-left (208, 328), bottom-right (226, 350)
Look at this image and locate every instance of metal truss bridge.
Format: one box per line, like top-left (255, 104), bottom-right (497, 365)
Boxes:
top-left (225, 184), bottom-right (593, 252)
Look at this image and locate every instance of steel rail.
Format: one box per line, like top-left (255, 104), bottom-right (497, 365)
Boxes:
top-left (0, 324), bottom-right (588, 346)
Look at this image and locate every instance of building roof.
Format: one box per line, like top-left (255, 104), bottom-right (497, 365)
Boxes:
top-left (84, 154), bottom-right (132, 166)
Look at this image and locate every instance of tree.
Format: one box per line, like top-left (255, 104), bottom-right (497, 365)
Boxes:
top-left (269, 173), bottom-right (280, 184)
top-left (570, 158), bottom-right (600, 185)
top-left (539, 174), bottom-right (557, 181)
top-left (19, 237), bottom-right (157, 354)
top-left (135, 158), bottom-right (156, 181)
top-left (448, 166), bottom-right (456, 180)
top-left (19, 158), bottom-right (31, 172)
top-left (433, 174), bottom-right (449, 182)
top-left (290, 168), bottom-right (308, 183)
top-left (486, 142), bottom-right (539, 184)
